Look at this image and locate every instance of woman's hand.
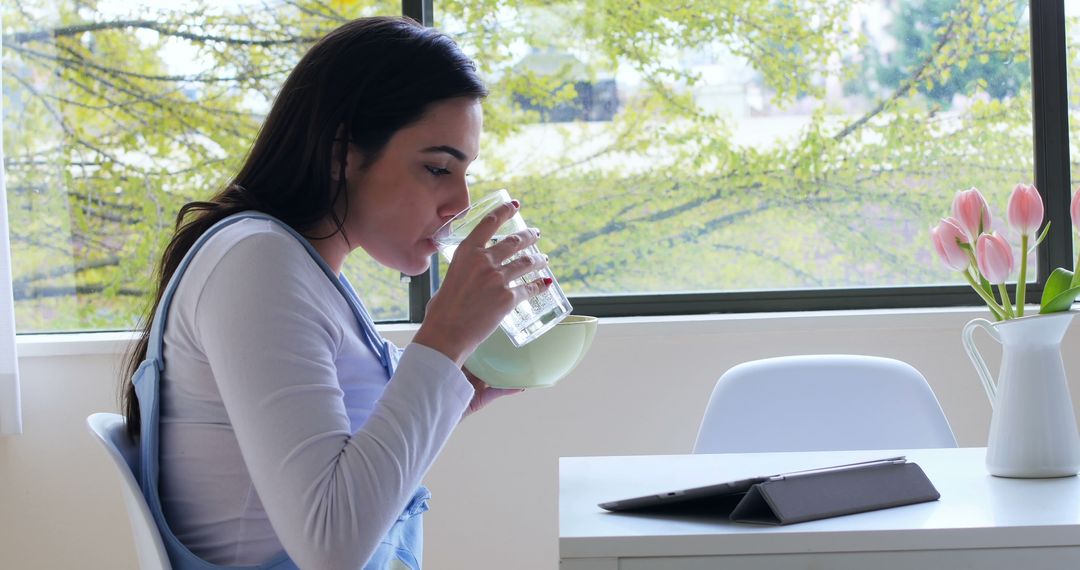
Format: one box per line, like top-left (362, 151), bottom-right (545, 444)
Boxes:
top-left (412, 199), bottom-right (551, 366)
top-left (461, 368), bottom-right (523, 418)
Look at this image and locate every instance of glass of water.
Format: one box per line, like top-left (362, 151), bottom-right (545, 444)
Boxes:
top-left (432, 189), bottom-right (572, 347)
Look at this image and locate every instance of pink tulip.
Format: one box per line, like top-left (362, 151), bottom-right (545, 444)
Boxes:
top-left (976, 232), bottom-right (1015, 284)
top-left (952, 187), bottom-right (992, 239)
top-left (1072, 189), bottom-right (1080, 232)
top-left (930, 217), bottom-right (969, 271)
top-left (1006, 183), bottom-right (1044, 236)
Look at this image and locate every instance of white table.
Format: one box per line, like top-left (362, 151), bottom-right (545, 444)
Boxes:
top-left (559, 448), bottom-right (1080, 569)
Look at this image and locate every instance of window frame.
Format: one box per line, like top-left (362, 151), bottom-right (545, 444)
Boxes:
top-left (1, 2), bottom-right (1070, 333)
top-left (0, 37), bottom-right (25, 434)
top-left (398, 0), bottom-right (1074, 323)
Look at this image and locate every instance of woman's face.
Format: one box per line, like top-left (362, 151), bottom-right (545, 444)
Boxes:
top-left (343, 97), bottom-right (481, 276)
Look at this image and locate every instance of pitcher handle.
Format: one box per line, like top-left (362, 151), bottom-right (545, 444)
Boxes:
top-left (962, 318), bottom-right (1001, 407)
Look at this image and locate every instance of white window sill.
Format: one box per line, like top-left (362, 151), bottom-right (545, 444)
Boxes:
top-left (11, 305), bottom-right (1006, 359)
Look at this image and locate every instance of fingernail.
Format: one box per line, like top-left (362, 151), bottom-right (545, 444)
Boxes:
top-left (511, 199), bottom-right (521, 208)
top-left (543, 277), bottom-right (553, 286)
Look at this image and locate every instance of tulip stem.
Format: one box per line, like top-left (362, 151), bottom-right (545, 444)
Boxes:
top-left (1073, 247), bottom-right (1080, 289)
top-left (997, 283), bottom-right (1015, 319)
top-left (1017, 234), bottom-right (1028, 317)
top-left (963, 270), bottom-right (1006, 320)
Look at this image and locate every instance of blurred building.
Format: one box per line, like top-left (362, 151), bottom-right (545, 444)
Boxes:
top-left (511, 48), bottom-right (619, 122)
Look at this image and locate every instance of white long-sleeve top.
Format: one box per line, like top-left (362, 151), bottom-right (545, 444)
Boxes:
top-left (158, 217), bottom-right (473, 568)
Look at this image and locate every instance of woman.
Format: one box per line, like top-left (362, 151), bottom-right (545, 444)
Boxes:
top-left (120, 16), bottom-right (550, 570)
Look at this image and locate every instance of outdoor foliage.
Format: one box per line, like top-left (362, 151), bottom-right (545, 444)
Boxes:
top-left (1, 0), bottom-right (1052, 331)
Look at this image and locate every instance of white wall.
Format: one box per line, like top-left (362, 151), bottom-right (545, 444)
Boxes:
top-left (2, 307), bottom-right (1071, 570)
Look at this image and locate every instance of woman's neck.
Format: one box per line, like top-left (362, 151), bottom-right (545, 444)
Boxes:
top-left (306, 221), bottom-right (350, 274)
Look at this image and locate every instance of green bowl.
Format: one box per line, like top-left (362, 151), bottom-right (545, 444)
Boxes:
top-left (465, 315), bottom-right (598, 389)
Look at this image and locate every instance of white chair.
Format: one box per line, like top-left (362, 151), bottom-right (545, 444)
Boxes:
top-left (693, 355), bottom-right (957, 454)
top-left (86, 413), bottom-right (171, 570)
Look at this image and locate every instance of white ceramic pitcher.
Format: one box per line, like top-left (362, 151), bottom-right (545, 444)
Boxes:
top-left (962, 311), bottom-right (1080, 478)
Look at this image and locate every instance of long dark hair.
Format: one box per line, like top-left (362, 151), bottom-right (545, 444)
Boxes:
top-left (121, 16), bottom-right (488, 439)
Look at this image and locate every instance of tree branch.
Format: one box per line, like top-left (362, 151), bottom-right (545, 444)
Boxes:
top-left (6, 19), bottom-right (319, 47)
top-left (14, 284), bottom-right (145, 301)
top-left (4, 40), bottom-right (286, 83)
top-left (832, 15), bottom-right (959, 141)
top-left (11, 257), bottom-right (123, 291)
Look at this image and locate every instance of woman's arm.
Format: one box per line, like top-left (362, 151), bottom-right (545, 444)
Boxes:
top-left (194, 230), bottom-right (473, 569)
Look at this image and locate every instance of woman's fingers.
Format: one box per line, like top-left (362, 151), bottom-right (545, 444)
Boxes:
top-left (473, 224), bottom-right (547, 285)
top-left (414, 196), bottom-right (553, 365)
top-left (459, 200), bottom-right (520, 249)
top-left (499, 249), bottom-right (549, 283)
top-left (509, 276), bottom-right (552, 307)
top-left (461, 368), bottom-right (525, 418)
top-left (487, 227), bottom-right (540, 262)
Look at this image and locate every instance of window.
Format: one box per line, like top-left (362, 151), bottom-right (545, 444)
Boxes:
top-left (3, 0), bottom-right (404, 332)
top-left (2, 0), bottom-right (1074, 332)
top-left (0, 139), bottom-right (21, 434)
top-left (1067, 2), bottom-right (1080, 261)
top-left (437, 0), bottom-right (1036, 306)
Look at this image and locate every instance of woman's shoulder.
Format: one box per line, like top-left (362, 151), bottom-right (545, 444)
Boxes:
top-left (168, 214), bottom-right (348, 365)
top-left (200, 215), bottom-right (310, 260)
top-left (206, 214), bottom-right (298, 246)
top-left (176, 215), bottom-right (340, 324)
top-left (182, 215), bottom-right (323, 286)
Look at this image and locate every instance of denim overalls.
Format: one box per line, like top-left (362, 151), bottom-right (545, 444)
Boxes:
top-left (132, 212), bottom-right (430, 569)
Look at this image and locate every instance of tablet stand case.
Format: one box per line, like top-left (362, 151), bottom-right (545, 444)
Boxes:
top-left (727, 461), bottom-right (939, 525)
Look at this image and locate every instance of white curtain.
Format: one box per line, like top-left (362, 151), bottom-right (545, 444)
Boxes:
top-left (0, 36), bottom-right (23, 435)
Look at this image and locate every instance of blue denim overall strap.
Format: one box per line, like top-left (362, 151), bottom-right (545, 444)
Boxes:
top-left (132, 211), bottom-right (429, 569)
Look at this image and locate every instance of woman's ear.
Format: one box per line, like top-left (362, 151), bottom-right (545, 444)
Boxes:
top-left (330, 125), bottom-right (366, 183)
top-left (330, 124), bottom-right (348, 182)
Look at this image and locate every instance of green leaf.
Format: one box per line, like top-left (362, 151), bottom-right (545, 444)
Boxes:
top-left (1040, 268), bottom-right (1080, 313)
top-left (1034, 220), bottom-right (1051, 247)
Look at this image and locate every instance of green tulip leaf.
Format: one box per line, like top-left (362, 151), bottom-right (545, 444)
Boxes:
top-left (1041, 286), bottom-right (1080, 314)
top-left (1041, 267), bottom-right (1074, 303)
top-left (1040, 268), bottom-right (1080, 313)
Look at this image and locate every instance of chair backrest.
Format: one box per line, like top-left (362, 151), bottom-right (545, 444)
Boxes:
top-left (86, 413), bottom-right (171, 570)
top-left (693, 355), bottom-right (957, 454)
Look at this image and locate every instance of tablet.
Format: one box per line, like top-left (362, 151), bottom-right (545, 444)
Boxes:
top-left (598, 456), bottom-right (907, 512)
top-left (598, 475), bottom-right (767, 511)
